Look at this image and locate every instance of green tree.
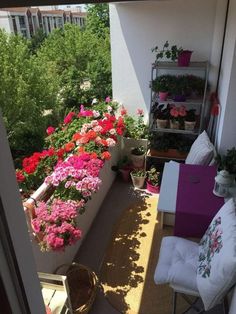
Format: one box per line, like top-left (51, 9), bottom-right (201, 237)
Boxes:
top-left (85, 4), bottom-right (110, 37)
top-left (0, 30), bottom-right (59, 162)
top-left (28, 29), bottom-right (47, 54)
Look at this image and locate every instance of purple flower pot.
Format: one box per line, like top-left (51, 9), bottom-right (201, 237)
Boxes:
top-left (178, 50), bottom-right (193, 67)
top-left (173, 95), bottom-right (186, 102)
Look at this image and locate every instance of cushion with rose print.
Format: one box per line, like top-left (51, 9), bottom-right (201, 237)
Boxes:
top-left (196, 198), bottom-right (236, 310)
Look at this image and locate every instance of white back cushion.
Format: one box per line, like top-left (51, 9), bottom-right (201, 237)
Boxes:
top-left (197, 198), bottom-right (236, 310)
top-left (185, 131), bottom-right (214, 165)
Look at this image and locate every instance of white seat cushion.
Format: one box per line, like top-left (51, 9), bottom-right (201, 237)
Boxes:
top-left (197, 198), bottom-right (236, 310)
top-left (185, 131), bottom-right (214, 165)
top-left (154, 236), bottom-right (199, 293)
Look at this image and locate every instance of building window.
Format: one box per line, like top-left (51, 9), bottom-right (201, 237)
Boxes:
top-left (57, 17), bottom-right (63, 28)
top-left (53, 17), bottom-right (57, 28)
top-left (11, 16), bottom-right (17, 35)
top-left (32, 15), bottom-right (38, 31)
top-left (47, 17), bottom-right (51, 33)
top-left (18, 16), bottom-right (26, 28)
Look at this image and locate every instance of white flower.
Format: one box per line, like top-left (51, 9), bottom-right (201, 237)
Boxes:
top-left (107, 105), bottom-right (112, 112)
top-left (92, 98), bottom-right (98, 104)
top-left (106, 138), bottom-right (116, 147)
top-left (109, 128), bottom-right (116, 135)
top-left (93, 110), bottom-right (100, 118)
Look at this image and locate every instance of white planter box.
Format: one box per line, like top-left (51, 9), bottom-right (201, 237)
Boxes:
top-left (31, 145), bottom-right (119, 272)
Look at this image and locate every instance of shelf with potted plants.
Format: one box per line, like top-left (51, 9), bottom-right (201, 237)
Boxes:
top-left (147, 133), bottom-right (193, 161)
top-left (150, 41), bottom-right (209, 139)
top-left (151, 103), bottom-right (199, 135)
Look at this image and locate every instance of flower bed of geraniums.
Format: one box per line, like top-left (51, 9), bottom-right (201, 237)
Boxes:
top-left (16, 98), bottom-right (126, 252)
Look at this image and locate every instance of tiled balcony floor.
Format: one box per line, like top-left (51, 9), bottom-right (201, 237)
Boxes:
top-left (74, 178), bottom-right (224, 314)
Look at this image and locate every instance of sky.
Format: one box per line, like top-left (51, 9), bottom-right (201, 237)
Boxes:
top-left (58, 4), bottom-right (87, 11)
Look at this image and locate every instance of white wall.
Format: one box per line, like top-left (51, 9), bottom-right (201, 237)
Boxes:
top-left (216, 0), bottom-right (236, 152)
top-left (0, 12), bottom-right (11, 33)
top-left (110, 0), bottom-right (224, 119)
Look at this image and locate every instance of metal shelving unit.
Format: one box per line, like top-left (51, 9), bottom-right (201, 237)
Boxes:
top-left (149, 61), bottom-right (209, 160)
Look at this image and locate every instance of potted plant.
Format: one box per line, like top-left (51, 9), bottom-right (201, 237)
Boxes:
top-left (111, 156), bottom-right (132, 182)
top-left (152, 40), bottom-right (193, 66)
top-left (152, 103), bottom-right (170, 129)
top-left (121, 107), bottom-right (149, 158)
top-left (130, 146), bottom-right (146, 168)
top-left (130, 169), bottom-right (146, 189)
top-left (152, 41), bottom-right (183, 63)
top-left (151, 75), bottom-right (174, 101)
top-left (170, 75), bottom-right (189, 102)
top-left (146, 166), bottom-right (160, 194)
top-left (169, 105), bottom-right (186, 129)
top-left (184, 109), bottom-right (196, 131)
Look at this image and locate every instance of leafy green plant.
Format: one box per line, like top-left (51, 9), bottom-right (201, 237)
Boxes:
top-left (147, 166), bottom-right (160, 186)
top-left (185, 109), bottom-right (196, 122)
top-left (131, 169), bottom-right (146, 177)
top-left (151, 103), bottom-right (170, 120)
top-left (151, 75), bottom-right (174, 93)
top-left (111, 156), bottom-right (131, 172)
top-left (123, 111), bottom-right (148, 140)
top-left (152, 41), bottom-right (183, 62)
top-left (131, 146), bottom-right (146, 156)
top-left (215, 147), bottom-right (236, 175)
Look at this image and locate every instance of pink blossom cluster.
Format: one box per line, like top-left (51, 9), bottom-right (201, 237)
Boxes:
top-left (31, 199), bottom-right (83, 251)
top-left (45, 154), bottom-right (103, 198)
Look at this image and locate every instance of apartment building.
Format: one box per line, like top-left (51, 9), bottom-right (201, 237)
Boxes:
top-left (0, 7), bottom-right (86, 38)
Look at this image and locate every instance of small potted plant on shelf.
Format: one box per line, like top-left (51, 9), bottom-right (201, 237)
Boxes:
top-left (130, 168), bottom-right (146, 189)
top-left (152, 40), bottom-right (193, 66)
top-left (152, 103), bottom-right (170, 129)
top-left (169, 105), bottom-right (186, 129)
top-left (170, 75), bottom-right (189, 102)
top-left (184, 109), bottom-right (196, 131)
top-left (151, 75), bottom-right (174, 101)
top-left (146, 166), bottom-right (160, 194)
top-left (111, 156), bottom-right (132, 182)
top-left (130, 146), bottom-right (146, 168)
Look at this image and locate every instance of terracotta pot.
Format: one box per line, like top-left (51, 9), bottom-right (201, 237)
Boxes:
top-left (178, 50), bottom-right (193, 67)
top-left (159, 91), bottom-right (168, 101)
top-left (131, 174), bottom-right (146, 189)
top-left (149, 148), bottom-right (188, 160)
top-left (184, 120), bottom-right (196, 131)
top-left (170, 120), bottom-right (179, 129)
top-left (146, 181), bottom-right (160, 194)
top-left (156, 119), bottom-right (168, 129)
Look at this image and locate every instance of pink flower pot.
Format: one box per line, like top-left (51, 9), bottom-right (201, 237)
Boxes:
top-left (159, 91), bottom-right (168, 101)
top-left (146, 181), bottom-right (160, 194)
top-left (119, 168), bottom-right (131, 182)
top-left (178, 50), bottom-right (193, 67)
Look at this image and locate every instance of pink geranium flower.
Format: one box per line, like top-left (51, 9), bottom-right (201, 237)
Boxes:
top-left (137, 109), bottom-right (144, 116)
top-left (46, 126), bottom-right (55, 136)
top-left (64, 112), bottom-right (75, 124)
top-left (105, 96), bottom-right (111, 103)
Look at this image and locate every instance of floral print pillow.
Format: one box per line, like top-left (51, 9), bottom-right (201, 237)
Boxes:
top-left (198, 216), bottom-right (223, 278)
top-left (196, 198), bottom-right (236, 311)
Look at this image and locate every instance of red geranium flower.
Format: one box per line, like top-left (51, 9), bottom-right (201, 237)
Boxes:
top-left (101, 151), bottom-right (111, 160)
top-left (64, 142), bottom-right (75, 152)
top-left (16, 170), bottom-right (25, 183)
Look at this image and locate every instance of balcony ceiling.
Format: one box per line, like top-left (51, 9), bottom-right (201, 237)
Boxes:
top-left (0, 0), bottom-right (153, 9)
